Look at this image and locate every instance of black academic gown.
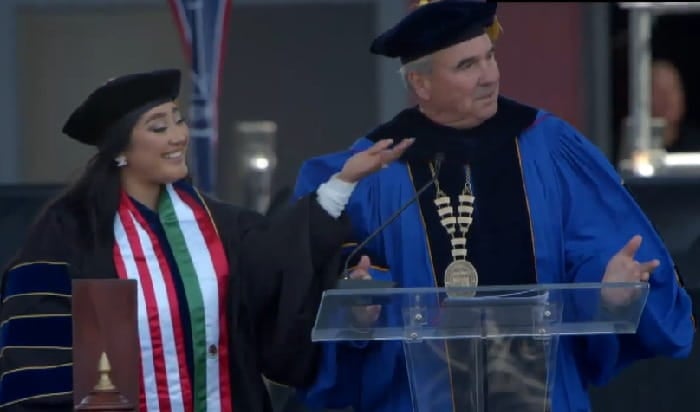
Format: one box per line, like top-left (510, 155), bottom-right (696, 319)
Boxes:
top-left (0, 192), bottom-right (351, 412)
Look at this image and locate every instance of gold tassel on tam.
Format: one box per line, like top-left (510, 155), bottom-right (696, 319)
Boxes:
top-left (486, 16), bottom-right (503, 41)
top-left (414, 0), bottom-right (504, 42)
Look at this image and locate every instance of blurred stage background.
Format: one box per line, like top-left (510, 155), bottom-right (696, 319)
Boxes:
top-left (0, 1), bottom-right (699, 411)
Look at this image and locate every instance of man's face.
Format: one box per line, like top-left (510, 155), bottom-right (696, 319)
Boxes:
top-left (652, 62), bottom-right (685, 125)
top-left (413, 33), bottom-right (500, 127)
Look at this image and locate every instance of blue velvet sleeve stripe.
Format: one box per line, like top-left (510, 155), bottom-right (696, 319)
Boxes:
top-left (0, 363), bottom-right (72, 408)
top-left (2, 262), bottom-right (70, 299)
top-left (0, 316), bottom-right (72, 348)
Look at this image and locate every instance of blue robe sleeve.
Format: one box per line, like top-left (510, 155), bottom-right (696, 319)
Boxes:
top-left (550, 118), bottom-right (695, 385)
top-left (291, 149), bottom-right (397, 410)
top-left (293, 148), bottom-right (394, 286)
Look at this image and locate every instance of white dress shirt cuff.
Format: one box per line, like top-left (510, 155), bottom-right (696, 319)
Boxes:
top-left (316, 173), bottom-right (357, 218)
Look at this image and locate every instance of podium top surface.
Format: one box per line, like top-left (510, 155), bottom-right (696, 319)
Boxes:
top-left (313, 282), bottom-right (649, 342)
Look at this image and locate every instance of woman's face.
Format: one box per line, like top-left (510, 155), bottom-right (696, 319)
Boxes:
top-left (120, 101), bottom-right (189, 185)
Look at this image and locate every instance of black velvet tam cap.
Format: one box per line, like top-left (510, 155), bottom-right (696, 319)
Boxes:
top-left (62, 69), bottom-right (181, 146)
top-left (370, 1), bottom-right (500, 64)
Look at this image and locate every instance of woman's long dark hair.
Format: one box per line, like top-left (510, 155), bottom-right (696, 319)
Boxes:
top-left (44, 100), bottom-right (168, 256)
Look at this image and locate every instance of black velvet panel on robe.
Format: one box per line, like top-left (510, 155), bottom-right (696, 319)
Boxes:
top-left (366, 97), bottom-right (546, 411)
top-left (366, 96), bottom-right (539, 287)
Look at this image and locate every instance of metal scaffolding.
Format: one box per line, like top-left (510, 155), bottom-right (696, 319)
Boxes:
top-left (618, 2), bottom-right (700, 177)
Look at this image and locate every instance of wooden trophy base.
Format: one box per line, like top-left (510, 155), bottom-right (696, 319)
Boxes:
top-left (74, 352), bottom-right (135, 412)
top-left (75, 389), bottom-right (134, 411)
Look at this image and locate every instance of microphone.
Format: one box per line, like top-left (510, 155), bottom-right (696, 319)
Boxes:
top-left (337, 152), bottom-right (445, 290)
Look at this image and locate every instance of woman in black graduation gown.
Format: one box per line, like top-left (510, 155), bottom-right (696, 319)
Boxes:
top-left (0, 69), bottom-right (412, 412)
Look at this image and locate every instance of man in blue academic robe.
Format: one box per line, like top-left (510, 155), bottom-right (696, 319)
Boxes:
top-left (292, 1), bottom-right (695, 411)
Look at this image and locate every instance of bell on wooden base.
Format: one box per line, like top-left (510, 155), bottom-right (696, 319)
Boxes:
top-left (75, 352), bottom-right (135, 412)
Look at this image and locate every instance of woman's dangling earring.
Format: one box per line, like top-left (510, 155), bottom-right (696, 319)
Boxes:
top-left (115, 155), bottom-right (127, 167)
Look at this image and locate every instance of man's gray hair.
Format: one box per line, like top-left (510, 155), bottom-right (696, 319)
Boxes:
top-left (398, 54), bottom-right (433, 90)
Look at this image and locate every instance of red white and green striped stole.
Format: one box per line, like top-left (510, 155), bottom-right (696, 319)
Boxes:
top-left (112, 182), bottom-right (232, 412)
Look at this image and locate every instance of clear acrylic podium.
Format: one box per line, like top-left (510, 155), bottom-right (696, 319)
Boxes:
top-left (312, 282), bottom-right (649, 412)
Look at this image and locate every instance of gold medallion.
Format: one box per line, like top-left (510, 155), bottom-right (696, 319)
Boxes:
top-left (444, 260), bottom-right (478, 297)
